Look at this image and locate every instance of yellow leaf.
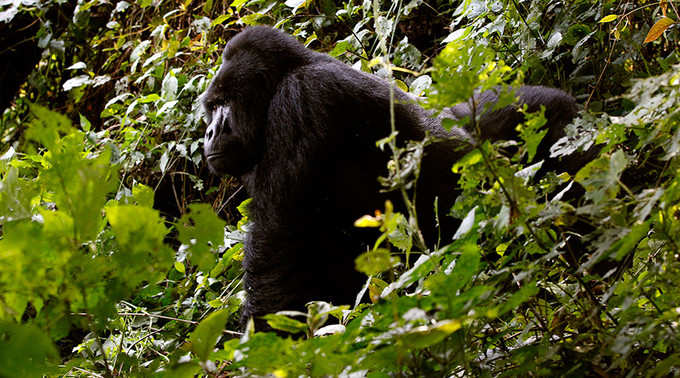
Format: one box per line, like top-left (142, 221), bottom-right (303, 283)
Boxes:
top-left (174, 261), bottom-right (185, 274)
top-left (395, 79), bottom-right (408, 92)
top-left (598, 14), bottom-right (618, 23)
top-left (354, 214), bottom-right (382, 228)
top-left (644, 17), bottom-right (677, 43)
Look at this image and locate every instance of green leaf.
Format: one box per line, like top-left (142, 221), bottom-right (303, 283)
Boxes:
top-left (452, 149), bottom-right (482, 173)
top-left (176, 203), bottom-right (227, 271)
top-left (131, 184), bottom-right (155, 207)
top-left (382, 253), bottom-right (443, 297)
top-left (497, 282), bottom-right (539, 316)
top-left (262, 313), bottom-right (308, 334)
top-left (612, 220), bottom-right (650, 261)
top-left (174, 261), bottom-right (186, 274)
top-left (355, 249), bottom-right (400, 276)
top-left (190, 309), bottom-right (230, 361)
top-left (426, 242), bottom-right (480, 295)
top-left (398, 320), bottom-right (462, 349)
top-left (25, 104), bottom-right (73, 150)
top-left (106, 204), bottom-right (172, 286)
top-left (0, 322), bottom-right (58, 377)
top-left (574, 149), bottom-right (627, 201)
top-left (329, 40), bottom-right (350, 57)
top-left (237, 198), bottom-right (251, 217)
top-left (40, 133), bottom-right (118, 241)
top-left (211, 14), bottom-right (231, 26)
top-left (518, 106), bottom-right (548, 162)
top-left (0, 166), bottom-right (36, 222)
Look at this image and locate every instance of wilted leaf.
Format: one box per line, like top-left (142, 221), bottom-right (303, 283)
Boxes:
top-left (644, 17), bottom-right (676, 43)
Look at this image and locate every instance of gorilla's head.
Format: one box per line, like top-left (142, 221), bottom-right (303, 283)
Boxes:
top-left (201, 27), bottom-right (315, 176)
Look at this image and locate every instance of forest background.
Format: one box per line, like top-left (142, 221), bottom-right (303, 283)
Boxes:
top-left (1, 0), bottom-right (680, 376)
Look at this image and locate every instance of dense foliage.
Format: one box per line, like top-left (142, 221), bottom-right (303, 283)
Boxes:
top-left (1, 0), bottom-right (680, 376)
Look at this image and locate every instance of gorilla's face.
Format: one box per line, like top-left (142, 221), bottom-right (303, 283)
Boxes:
top-left (201, 43), bottom-right (267, 177)
top-left (202, 101), bottom-right (254, 176)
top-left (201, 27), bottom-right (313, 177)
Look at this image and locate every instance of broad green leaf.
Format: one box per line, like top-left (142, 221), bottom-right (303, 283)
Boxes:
top-left (0, 166), bottom-right (36, 222)
top-left (497, 282), bottom-right (539, 316)
top-left (329, 40), bottom-right (351, 57)
top-left (176, 203), bottom-right (226, 271)
top-left (27, 107), bottom-right (118, 241)
top-left (211, 14), bottom-right (230, 26)
top-left (230, 0), bottom-right (248, 11)
top-left (106, 204), bottom-right (171, 286)
top-left (174, 261), bottom-right (186, 274)
top-left (0, 322), bottom-right (58, 377)
top-left (355, 249), bottom-right (400, 276)
top-left (25, 104), bottom-right (73, 150)
top-left (425, 242), bottom-right (480, 295)
top-left (190, 309), bottom-right (230, 361)
top-left (382, 253), bottom-right (443, 297)
top-left (43, 143), bottom-right (117, 241)
top-left (518, 106), bottom-right (548, 162)
top-left (154, 363), bottom-right (202, 378)
top-left (263, 313), bottom-right (308, 334)
top-left (131, 184), bottom-right (155, 208)
top-left (574, 149), bottom-right (627, 201)
top-left (612, 220), bottom-right (650, 261)
top-left (452, 149), bottom-right (482, 173)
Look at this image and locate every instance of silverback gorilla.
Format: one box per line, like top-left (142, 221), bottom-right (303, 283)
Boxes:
top-left (201, 26), bottom-right (583, 326)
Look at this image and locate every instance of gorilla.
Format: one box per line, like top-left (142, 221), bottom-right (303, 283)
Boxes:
top-left (202, 26), bottom-right (584, 326)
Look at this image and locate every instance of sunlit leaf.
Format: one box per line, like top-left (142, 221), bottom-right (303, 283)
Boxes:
top-left (598, 14), bottom-right (618, 23)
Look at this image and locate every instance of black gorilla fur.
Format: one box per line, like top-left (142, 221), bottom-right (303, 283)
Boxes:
top-left (202, 26), bottom-right (585, 325)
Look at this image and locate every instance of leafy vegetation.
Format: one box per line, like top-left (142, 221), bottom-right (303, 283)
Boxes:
top-left (1, 0), bottom-right (680, 376)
